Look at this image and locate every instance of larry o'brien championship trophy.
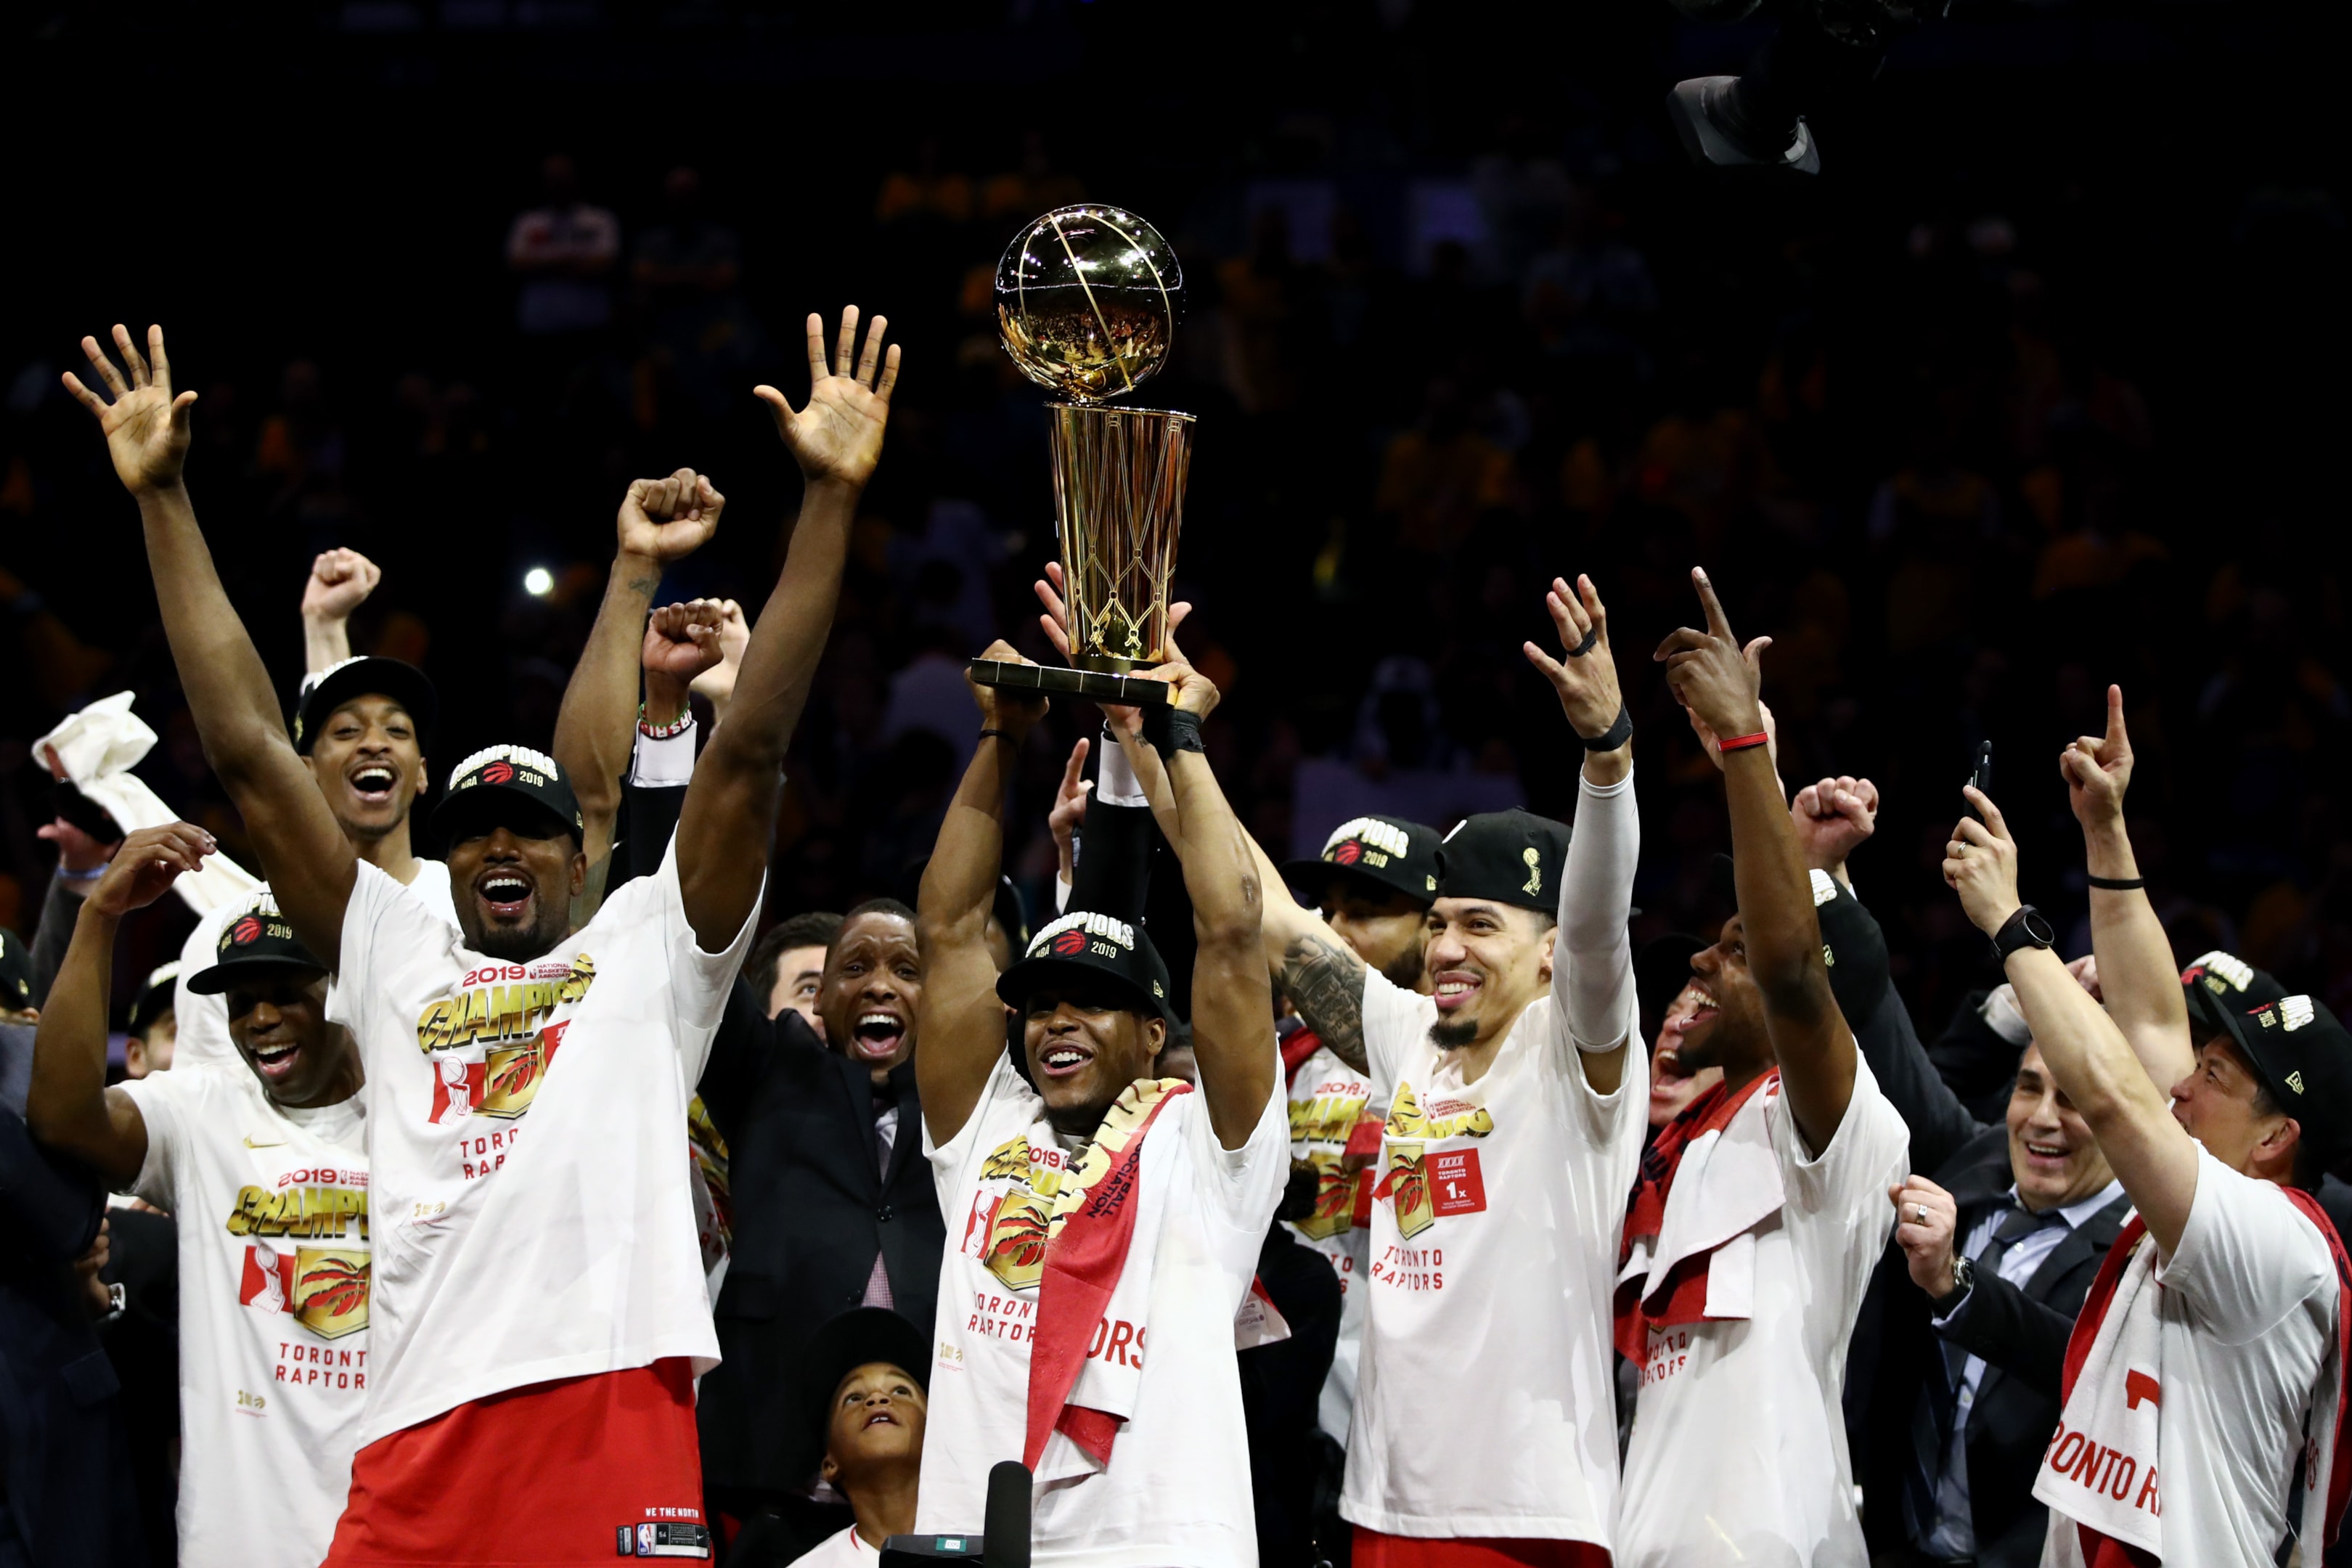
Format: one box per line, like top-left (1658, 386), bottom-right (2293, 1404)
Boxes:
top-left (970, 205), bottom-right (1192, 710)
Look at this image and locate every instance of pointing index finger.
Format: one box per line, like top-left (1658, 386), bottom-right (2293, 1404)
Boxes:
top-left (1691, 567), bottom-right (1734, 642)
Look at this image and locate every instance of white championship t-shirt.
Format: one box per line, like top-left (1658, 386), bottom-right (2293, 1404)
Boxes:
top-left (1285, 1041), bottom-right (1377, 1441)
top-left (918, 1053), bottom-right (1289, 1568)
top-left (1614, 1059), bottom-right (1910, 1568)
top-left (2038, 1148), bottom-right (2337, 1567)
top-left (328, 842), bottom-right (755, 1445)
top-left (1340, 965), bottom-right (1646, 1544)
top-left (119, 1062), bottom-right (369, 1568)
top-left (175, 860), bottom-right (455, 1069)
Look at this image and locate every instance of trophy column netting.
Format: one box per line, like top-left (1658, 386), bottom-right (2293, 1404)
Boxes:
top-left (1048, 404), bottom-right (1197, 674)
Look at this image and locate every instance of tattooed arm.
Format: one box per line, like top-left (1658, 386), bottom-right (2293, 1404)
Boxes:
top-left (1242, 829), bottom-right (1373, 1075)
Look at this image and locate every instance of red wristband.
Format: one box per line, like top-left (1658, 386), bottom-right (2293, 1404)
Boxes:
top-left (1718, 731), bottom-right (1770, 753)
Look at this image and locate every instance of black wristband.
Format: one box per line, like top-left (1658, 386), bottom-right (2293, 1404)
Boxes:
top-left (2086, 875), bottom-right (2146, 891)
top-left (1578, 704), bottom-right (1633, 753)
top-left (1160, 709), bottom-right (1206, 757)
top-left (978, 727), bottom-right (1012, 743)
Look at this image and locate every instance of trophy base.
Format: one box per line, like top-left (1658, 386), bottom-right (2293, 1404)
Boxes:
top-left (966, 659), bottom-right (1172, 709)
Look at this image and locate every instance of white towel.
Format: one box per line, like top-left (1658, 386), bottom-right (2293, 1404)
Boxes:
top-left (36, 692), bottom-right (261, 915)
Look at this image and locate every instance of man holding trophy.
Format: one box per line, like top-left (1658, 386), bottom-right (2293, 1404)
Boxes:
top-left (915, 208), bottom-right (1289, 1566)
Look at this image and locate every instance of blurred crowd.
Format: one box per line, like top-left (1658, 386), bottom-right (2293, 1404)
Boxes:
top-left (2, 25), bottom-right (2345, 1058)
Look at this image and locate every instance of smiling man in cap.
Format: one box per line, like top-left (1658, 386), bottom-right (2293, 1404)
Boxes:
top-left (28, 828), bottom-right (369, 1568)
top-left (71, 306), bottom-right (899, 1562)
top-left (1275, 813), bottom-right (1440, 1450)
top-left (912, 640), bottom-right (1285, 1566)
top-left (1240, 576), bottom-right (1646, 1567)
top-left (171, 641), bottom-right (454, 1072)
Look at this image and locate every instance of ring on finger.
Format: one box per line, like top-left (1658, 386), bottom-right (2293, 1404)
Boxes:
top-left (1913, 1204), bottom-right (1929, 1224)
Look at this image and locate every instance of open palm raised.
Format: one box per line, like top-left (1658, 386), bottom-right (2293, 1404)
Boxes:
top-left (755, 307), bottom-right (900, 488)
top-left (62, 324), bottom-right (197, 495)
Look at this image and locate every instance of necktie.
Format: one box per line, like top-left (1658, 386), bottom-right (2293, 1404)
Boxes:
top-left (1906, 1201), bottom-right (2064, 1549)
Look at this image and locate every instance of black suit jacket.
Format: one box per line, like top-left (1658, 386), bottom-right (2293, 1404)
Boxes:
top-left (1850, 987), bottom-right (2133, 1567)
top-left (97, 1206), bottom-right (177, 1568)
top-left (694, 987), bottom-right (945, 1498)
top-left (0, 1080), bottom-right (143, 1568)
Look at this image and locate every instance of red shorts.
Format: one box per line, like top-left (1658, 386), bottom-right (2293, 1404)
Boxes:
top-left (1352, 1526), bottom-right (1613, 1568)
top-left (324, 1359), bottom-right (708, 1566)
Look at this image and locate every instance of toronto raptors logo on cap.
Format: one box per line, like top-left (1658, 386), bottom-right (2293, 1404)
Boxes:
top-left (1053, 928), bottom-right (1089, 957)
top-left (481, 761), bottom-right (515, 785)
top-left (1334, 841), bottom-right (1363, 865)
top-left (232, 915), bottom-right (264, 945)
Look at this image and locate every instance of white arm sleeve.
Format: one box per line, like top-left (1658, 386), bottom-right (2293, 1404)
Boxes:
top-left (1559, 763), bottom-right (1638, 1052)
top-left (629, 722), bottom-right (698, 786)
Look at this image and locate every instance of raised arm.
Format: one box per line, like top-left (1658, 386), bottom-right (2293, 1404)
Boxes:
top-left (1659, 568), bottom-right (1856, 1153)
top-left (1945, 787), bottom-right (2198, 1255)
top-left (552, 471), bottom-right (722, 879)
top-left (915, 643), bottom-right (1046, 1142)
top-left (674, 309), bottom-right (897, 950)
top-left (26, 826), bottom-right (213, 1184)
top-left (301, 548), bottom-right (380, 674)
top-left (1524, 572), bottom-right (1636, 1093)
top-left (65, 325), bottom-right (354, 961)
top-left (1147, 663), bottom-right (1278, 1148)
top-left (2062, 685), bottom-right (2193, 1090)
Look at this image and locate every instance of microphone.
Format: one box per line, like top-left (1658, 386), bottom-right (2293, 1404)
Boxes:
top-left (878, 1460), bottom-right (1030, 1568)
top-left (982, 1461), bottom-right (1032, 1568)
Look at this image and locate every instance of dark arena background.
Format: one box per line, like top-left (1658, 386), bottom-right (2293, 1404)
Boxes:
top-left (1, 0), bottom-right (2343, 1025)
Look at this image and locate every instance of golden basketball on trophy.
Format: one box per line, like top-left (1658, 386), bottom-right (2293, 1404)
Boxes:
top-left (969, 204), bottom-right (1195, 709)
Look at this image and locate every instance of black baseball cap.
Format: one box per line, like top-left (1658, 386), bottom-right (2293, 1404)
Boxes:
top-left (2205, 994), bottom-right (2352, 1163)
top-left (0, 928), bottom-right (33, 1013)
top-left (1283, 815), bottom-right (1441, 910)
top-left (997, 907), bottom-right (1176, 1024)
top-left (1434, 809), bottom-right (1571, 916)
top-left (293, 656), bottom-right (438, 756)
top-left (130, 961), bottom-right (181, 1037)
top-left (428, 744), bottom-right (584, 852)
top-left (187, 900), bottom-right (328, 995)
top-left (2181, 949), bottom-right (2290, 1041)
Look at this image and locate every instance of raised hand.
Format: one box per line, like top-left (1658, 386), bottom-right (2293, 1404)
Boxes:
top-left (1792, 775), bottom-right (1878, 873)
top-left (965, 639), bottom-right (1048, 740)
top-left (2060, 683), bottom-right (2133, 833)
top-left (1143, 658), bottom-right (1222, 719)
top-left (62, 324), bottom-right (196, 495)
top-left (1890, 1176), bottom-right (1961, 1299)
top-left (38, 817), bottom-right (118, 874)
top-left (302, 549), bottom-right (382, 623)
top-left (87, 823), bottom-right (214, 920)
top-left (1048, 737), bottom-right (1093, 879)
top-left (1943, 785), bottom-right (2023, 936)
top-left (1034, 560), bottom-right (1194, 738)
top-left (1654, 567), bottom-right (1771, 748)
top-left (756, 309), bottom-right (899, 489)
top-left (618, 470), bottom-right (724, 565)
top-left (1033, 560), bottom-right (1196, 666)
top-left (1521, 574), bottom-right (1625, 743)
top-left (688, 599), bottom-right (750, 714)
top-left (643, 599), bottom-right (727, 684)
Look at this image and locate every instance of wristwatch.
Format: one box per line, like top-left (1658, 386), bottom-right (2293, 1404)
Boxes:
top-left (1991, 905), bottom-right (2055, 963)
top-left (1933, 1254), bottom-right (1975, 1314)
